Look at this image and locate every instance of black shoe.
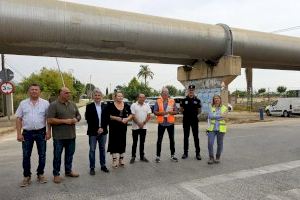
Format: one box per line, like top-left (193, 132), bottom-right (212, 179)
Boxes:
top-left (101, 166), bottom-right (110, 173)
top-left (181, 154), bottom-right (188, 159)
top-left (130, 157), bottom-right (135, 164)
top-left (196, 155), bottom-right (202, 160)
top-left (140, 157), bottom-right (149, 162)
top-left (155, 157), bottom-right (161, 163)
top-left (215, 155), bottom-right (220, 163)
top-left (90, 168), bottom-right (95, 175)
top-left (171, 155), bottom-right (178, 162)
top-left (207, 157), bottom-right (214, 165)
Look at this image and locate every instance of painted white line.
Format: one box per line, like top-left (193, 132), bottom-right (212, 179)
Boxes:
top-left (180, 182), bottom-right (213, 200)
top-left (264, 194), bottom-right (283, 200)
top-left (265, 189), bottom-right (300, 200)
top-left (283, 188), bottom-right (300, 199)
top-left (180, 160), bottom-right (300, 199)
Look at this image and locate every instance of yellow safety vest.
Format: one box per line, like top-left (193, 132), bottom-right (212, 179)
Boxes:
top-left (207, 105), bottom-right (227, 133)
top-left (156, 98), bottom-right (175, 124)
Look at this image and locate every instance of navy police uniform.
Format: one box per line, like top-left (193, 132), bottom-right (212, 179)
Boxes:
top-left (180, 85), bottom-right (201, 159)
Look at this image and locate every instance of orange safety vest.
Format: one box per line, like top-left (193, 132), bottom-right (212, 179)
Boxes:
top-left (156, 98), bottom-right (175, 124)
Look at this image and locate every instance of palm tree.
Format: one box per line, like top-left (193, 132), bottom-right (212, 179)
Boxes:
top-left (137, 64), bottom-right (154, 85)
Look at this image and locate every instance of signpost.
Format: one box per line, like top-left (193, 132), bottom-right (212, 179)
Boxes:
top-left (1, 54), bottom-right (14, 120)
top-left (0, 68), bottom-right (14, 82)
top-left (0, 81), bottom-right (14, 94)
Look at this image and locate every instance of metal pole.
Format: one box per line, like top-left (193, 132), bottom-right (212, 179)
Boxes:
top-left (89, 75), bottom-right (92, 101)
top-left (1, 54), bottom-right (7, 117)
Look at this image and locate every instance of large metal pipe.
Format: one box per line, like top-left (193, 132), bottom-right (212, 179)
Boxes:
top-left (1, 0), bottom-right (300, 69)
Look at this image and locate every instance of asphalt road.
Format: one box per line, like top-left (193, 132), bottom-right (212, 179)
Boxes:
top-left (1, 108), bottom-right (300, 200)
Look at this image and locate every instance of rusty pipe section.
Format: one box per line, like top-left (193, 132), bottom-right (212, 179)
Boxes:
top-left (0, 0), bottom-right (300, 69)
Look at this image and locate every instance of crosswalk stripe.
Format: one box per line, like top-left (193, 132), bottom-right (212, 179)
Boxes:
top-left (180, 160), bottom-right (300, 199)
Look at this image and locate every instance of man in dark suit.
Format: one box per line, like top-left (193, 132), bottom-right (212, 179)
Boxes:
top-left (85, 89), bottom-right (109, 175)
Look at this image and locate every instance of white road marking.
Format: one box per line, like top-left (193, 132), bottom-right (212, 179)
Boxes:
top-left (264, 189), bottom-right (300, 200)
top-left (180, 160), bottom-right (300, 199)
top-left (265, 194), bottom-right (283, 200)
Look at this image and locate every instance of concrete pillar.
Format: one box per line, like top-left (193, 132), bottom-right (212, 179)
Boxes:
top-left (245, 67), bottom-right (253, 111)
top-left (177, 55), bottom-right (241, 113)
top-left (6, 93), bottom-right (13, 120)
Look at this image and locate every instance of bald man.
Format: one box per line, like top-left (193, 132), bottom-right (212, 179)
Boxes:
top-left (47, 87), bottom-right (81, 184)
top-left (154, 87), bottom-right (178, 163)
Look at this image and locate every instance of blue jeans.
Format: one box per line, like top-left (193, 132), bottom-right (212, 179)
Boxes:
top-left (53, 138), bottom-right (75, 176)
top-left (22, 128), bottom-right (46, 177)
top-left (207, 131), bottom-right (224, 158)
top-left (89, 134), bottom-right (107, 169)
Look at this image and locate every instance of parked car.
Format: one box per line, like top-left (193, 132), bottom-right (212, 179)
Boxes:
top-left (265, 97), bottom-right (300, 117)
top-left (173, 96), bottom-right (185, 111)
top-left (145, 99), bottom-right (156, 113)
top-left (146, 96), bottom-right (159, 113)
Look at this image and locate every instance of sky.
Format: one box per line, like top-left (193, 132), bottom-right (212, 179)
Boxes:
top-left (4, 0), bottom-right (300, 93)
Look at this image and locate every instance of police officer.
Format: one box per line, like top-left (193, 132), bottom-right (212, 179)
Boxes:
top-left (180, 84), bottom-right (202, 160)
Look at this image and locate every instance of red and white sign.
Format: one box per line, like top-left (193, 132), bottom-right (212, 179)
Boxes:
top-left (0, 81), bottom-right (14, 94)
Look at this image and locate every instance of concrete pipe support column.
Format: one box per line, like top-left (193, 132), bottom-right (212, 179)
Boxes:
top-left (177, 56), bottom-right (241, 113)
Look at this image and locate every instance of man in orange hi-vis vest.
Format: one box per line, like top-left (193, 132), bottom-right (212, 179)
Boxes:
top-left (154, 87), bottom-right (178, 163)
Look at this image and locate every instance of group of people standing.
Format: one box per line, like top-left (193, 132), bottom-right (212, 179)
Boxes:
top-left (16, 85), bottom-right (81, 186)
top-left (16, 83), bottom-right (228, 187)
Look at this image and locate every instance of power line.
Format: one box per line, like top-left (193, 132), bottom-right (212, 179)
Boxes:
top-left (55, 57), bottom-right (66, 87)
top-left (4, 58), bottom-right (26, 80)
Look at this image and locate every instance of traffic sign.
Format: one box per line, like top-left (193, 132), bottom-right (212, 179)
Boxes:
top-left (0, 81), bottom-right (14, 94)
top-left (0, 68), bottom-right (14, 82)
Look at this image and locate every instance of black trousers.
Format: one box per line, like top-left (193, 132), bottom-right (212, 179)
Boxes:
top-left (183, 121), bottom-right (200, 155)
top-left (131, 129), bottom-right (147, 159)
top-left (156, 124), bottom-right (175, 157)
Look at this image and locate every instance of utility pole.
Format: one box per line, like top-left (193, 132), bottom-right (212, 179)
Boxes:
top-left (1, 54), bottom-right (7, 117)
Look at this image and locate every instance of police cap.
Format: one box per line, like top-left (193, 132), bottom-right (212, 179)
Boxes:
top-left (188, 84), bottom-right (195, 90)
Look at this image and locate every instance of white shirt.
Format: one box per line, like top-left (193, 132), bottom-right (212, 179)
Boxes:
top-left (95, 102), bottom-right (102, 126)
top-left (130, 102), bottom-right (151, 130)
top-left (15, 98), bottom-right (49, 130)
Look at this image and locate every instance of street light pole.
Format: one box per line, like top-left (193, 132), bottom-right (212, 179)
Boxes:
top-left (1, 54), bottom-right (7, 117)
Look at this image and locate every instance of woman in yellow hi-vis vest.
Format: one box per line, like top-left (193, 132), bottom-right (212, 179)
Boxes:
top-left (207, 95), bottom-right (228, 164)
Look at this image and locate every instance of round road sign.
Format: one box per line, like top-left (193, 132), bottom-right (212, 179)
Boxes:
top-left (0, 81), bottom-right (15, 94)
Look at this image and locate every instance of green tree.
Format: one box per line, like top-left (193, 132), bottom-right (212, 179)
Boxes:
top-left (232, 90), bottom-right (247, 98)
top-left (85, 83), bottom-right (95, 99)
top-left (165, 85), bottom-right (178, 96)
top-left (85, 83), bottom-right (95, 94)
top-left (177, 89), bottom-right (186, 96)
top-left (286, 90), bottom-right (297, 97)
top-left (18, 67), bottom-right (84, 102)
top-left (72, 79), bottom-right (85, 102)
top-left (277, 86), bottom-right (287, 94)
top-left (115, 85), bottom-right (124, 93)
top-left (137, 64), bottom-right (154, 85)
top-left (115, 77), bottom-right (154, 101)
top-left (257, 88), bottom-right (266, 94)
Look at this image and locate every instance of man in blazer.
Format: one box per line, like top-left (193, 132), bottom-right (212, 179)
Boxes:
top-left (85, 88), bottom-right (109, 175)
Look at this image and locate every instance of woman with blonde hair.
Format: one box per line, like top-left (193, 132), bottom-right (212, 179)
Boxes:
top-left (206, 95), bottom-right (228, 164)
top-left (106, 92), bottom-right (132, 168)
